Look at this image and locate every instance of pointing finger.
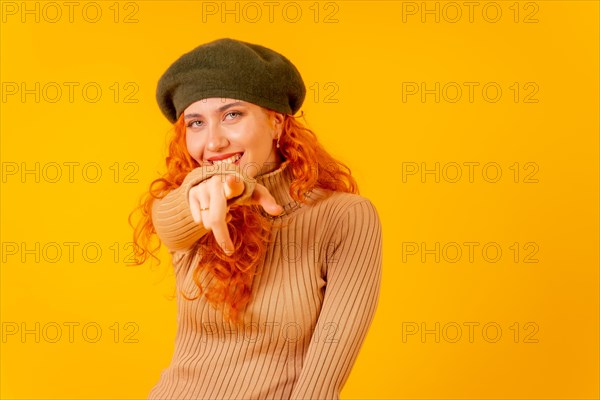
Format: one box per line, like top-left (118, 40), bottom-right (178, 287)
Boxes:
top-left (208, 177), bottom-right (234, 255)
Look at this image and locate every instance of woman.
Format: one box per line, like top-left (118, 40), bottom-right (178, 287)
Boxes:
top-left (131, 38), bottom-right (382, 400)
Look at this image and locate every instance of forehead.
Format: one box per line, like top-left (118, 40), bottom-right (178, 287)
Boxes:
top-left (184, 98), bottom-right (253, 113)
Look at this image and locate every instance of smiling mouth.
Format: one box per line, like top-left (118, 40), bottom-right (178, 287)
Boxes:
top-left (209, 152), bottom-right (243, 165)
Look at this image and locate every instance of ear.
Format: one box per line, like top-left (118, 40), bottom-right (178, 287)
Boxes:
top-left (269, 111), bottom-right (285, 139)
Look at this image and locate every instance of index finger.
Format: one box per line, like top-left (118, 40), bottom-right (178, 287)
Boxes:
top-left (208, 180), bottom-right (235, 255)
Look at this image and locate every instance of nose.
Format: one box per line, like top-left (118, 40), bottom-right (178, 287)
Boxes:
top-left (205, 122), bottom-right (229, 153)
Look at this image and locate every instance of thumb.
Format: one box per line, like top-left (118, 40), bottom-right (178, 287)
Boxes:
top-left (223, 174), bottom-right (245, 200)
top-left (252, 184), bottom-right (284, 216)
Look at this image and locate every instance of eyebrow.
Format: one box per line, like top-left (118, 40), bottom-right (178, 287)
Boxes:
top-left (184, 101), bottom-right (245, 120)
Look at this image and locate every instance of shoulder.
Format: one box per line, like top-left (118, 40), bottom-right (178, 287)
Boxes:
top-left (312, 190), bottom-right (380, 217)
top-left (308, 190), bottom-right (381, 237)
top-left (315, 192), bottom-right (383, 271)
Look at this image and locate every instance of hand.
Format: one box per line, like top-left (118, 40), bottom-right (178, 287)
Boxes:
top-left (188, 173), bottom-right (283, 255)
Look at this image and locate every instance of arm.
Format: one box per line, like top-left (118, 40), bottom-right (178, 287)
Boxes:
top-left (290, 199), bottom-right (383, 400)
top-left (151, 164), bottom-right (256, 253)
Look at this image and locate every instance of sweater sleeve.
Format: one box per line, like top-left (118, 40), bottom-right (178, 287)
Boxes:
top-left (289, 199), bottom-right (383, 400)
top-left (151, 164), bottom-right (257, 253)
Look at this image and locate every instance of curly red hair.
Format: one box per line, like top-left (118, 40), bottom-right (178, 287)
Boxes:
top-left (129, 110), bottom-right (358, 326)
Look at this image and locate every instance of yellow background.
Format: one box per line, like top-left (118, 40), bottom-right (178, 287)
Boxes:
top-left (1, 1), bottom-right (598, 399)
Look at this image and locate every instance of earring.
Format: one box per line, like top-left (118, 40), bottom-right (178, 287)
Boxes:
top-left (276, 134), bottom-right (281, 149)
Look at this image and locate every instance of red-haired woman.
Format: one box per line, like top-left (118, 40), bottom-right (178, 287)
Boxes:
top-left (132, 38), bottom-right (383, 400)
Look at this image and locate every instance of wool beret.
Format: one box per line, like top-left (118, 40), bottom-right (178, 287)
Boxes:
top-left (156, 38), bottom-right (306, 123)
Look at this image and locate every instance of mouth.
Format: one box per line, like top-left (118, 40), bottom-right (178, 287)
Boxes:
top-left (207, 152), bottom-right (243, 166)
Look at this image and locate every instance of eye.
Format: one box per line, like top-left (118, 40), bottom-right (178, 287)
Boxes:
top-left (225, 111), bottom-right (242, 120)
top-left (186, 120), bottom-right (203, 128)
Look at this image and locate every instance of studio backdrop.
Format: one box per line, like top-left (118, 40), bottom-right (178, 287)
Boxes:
top-left (1, 1), bottom-right (599, 399)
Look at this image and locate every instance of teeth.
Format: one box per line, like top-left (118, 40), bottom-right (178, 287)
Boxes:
top-left (212, 153), bottom-right (242, 165)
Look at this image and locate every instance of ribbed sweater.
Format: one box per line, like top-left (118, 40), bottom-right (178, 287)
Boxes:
top-left (147, 160), bottom-right (383, 400)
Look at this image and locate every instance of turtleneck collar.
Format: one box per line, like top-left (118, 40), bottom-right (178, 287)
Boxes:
top-left (254, 160), bottom-right (302, 218)
top-left (253, 160), bottom-right (330, 219)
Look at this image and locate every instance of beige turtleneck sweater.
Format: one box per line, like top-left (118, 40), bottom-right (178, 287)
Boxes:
top-left (148, 160), bottom-right (382, 400)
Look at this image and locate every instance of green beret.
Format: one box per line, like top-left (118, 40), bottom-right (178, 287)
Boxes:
top-left (156, 38), bottom-right (306, 123)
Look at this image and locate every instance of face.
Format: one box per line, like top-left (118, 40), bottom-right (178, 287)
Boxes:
top-left (183, 98), bottom-right (285, 179)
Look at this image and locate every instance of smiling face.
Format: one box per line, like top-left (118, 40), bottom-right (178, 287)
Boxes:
top-left (183, 98), bottom-right (285, 179)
